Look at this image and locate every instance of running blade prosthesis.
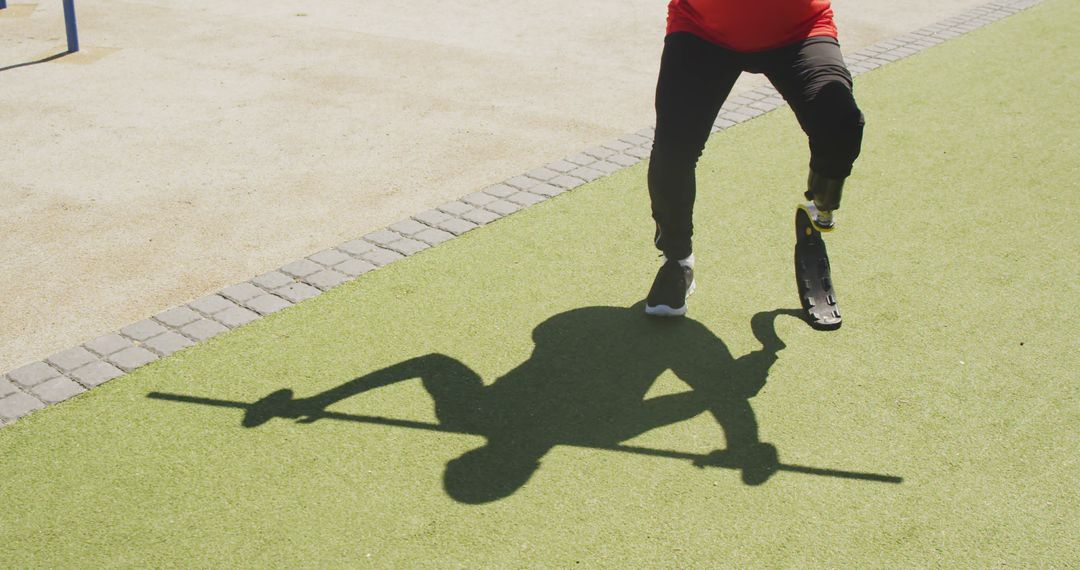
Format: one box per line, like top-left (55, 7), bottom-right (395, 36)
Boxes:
top-left (795, 205), bottom-right (841, 330)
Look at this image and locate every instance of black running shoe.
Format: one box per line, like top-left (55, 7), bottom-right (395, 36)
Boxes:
top-left (645, 258), bottom-right (695, 317)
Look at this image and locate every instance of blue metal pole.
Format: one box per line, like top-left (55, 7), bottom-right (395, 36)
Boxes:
top-left (63, 0), bottom-right (79, 53)
top-left (0, 1), bottom-right (8, 11)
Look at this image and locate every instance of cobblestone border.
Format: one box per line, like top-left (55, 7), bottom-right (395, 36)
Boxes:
top-left (0, 0), bottom-right (1044, 428)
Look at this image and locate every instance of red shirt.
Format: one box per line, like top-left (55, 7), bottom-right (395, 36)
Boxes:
top-left (667, 0), bottom-right (838, 52)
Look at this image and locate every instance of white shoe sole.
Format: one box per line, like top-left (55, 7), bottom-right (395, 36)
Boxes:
top-left (645, 280), bottom-right (695, 317)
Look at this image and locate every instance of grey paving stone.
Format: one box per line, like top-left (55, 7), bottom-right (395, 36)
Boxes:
top-left (485, 200), bottom-right (523, 216)
top-left (309, 249), bottom-right (351, 267)
top-left (714, 117), bottom-right (737, 129)
top-left (154, 306), bottom-right (202, 328)
top-left (739, 106), bottom-right (766, 119)
top-left (47, 347), bottom-right (98, 373)
top-left (719, 101), bottom-right (742, 114)
top-left (590, 161), bottom-right (623, 175)
top-left (913, 24), bottom-right (947, 35)
top-left (750, 100), bottom-right (779, 112)
top-left (437, 201), bottom-right (474, 216)
top-left (275, 282), bottom-right (322, 303)
top-left (601, 140), bottom-right (633, 153)
top-left (461, 191), bottom-right (497, 207)
top-left (583, 146), bottom-right (616, 160)
top-left (892, 33), bottom-right (923, 44)
top-left (121, 319), bottom-right (169, 342)
top-left (412, 209), bottom-right (453, 226)
top-left (180, 319), bottom-right (230, 342)
top-left (530, 183), bottom-right (566, 197)
top-left (607, 154), bottom-right (641, 168)
top-left (437, 218), bottom-right (479, 236)
top-left (245, 294), bottom-right (292, 316)
top-left (505, 175), bottom-right (540, 190)
top-left (143, 331), bottom-right (196, 356)
top-left (549, 175), bottom-right (586, 190)
top-left (462, 208), bottom-right (502, 225)
top-left (482, 184), bottom-right (517, 198)
top-left (507, 192), bottom-right (546, 207)
top-left (9, 361), bottom-right (61, 387)
top-left (619, 134), bottom-right (651, 147)
top-left (213, 306), bottom-right (262, 328)
top-left (220, 282), bottom-right (266, 303)
top-left (252, 270), bottom-right (294, 290)
top-left (389, 219), bottom-right (430, 236)
top-left (109, 346), bottom-right (159, 372)
top-left (933, 30), bottom-right (962, 39)
top-left (84, 333), bottom-right (133, 357)
top-left (544, 160), bottom-right (579, 174)
top-left (747, 87), bottom-right (773, 99)
top-left (189, 294), bottom-right (235, 316)
top-left (625, 146), bottom-right (652, 160)
top-left (335, 258), bottom-right (377, 277)
top-left (305, 269), bottom-right (351, 291)
top-left (384, 238), bottom-right (429, 256)
top-left (526, 167), bottom-right (561, 181)
top-left (281, 259), bottom-right (323, 278)
top-left (413, 227), bottom-right (456, 246)
top-left (361, 247), bottom-right (406, 266)
top-left (0, 392), bottom-right (45, 420)
top-left (569, 166), bottom-right (605, 182)
top-left (721, 110), bottom-right (754, 123)
top-left (30, 377), bottom-right (85, 404)
top-left (726, 95), bottom-right (754, 107)
top-left (364, 229), bottom-right (404, 246)
top-left (565, 153), bottom-right (598, 166)
top-left (635, 127), bottom-right (655, 140)
top-left (69, 361), bottom-right (124, 387)
top-left (0, 377), bottom-right (17, 397)
top-left (338, 239), bottom-right (378, 257)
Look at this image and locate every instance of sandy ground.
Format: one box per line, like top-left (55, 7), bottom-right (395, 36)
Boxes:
top-left (1, 0), bottom-right (991, 372)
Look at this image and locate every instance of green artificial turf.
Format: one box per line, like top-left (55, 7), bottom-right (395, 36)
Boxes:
top-left (2, 1), bottom-right (1078, 566)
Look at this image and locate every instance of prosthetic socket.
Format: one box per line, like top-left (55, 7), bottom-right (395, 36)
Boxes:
top-left (803, 170), bottom-right (845, 229)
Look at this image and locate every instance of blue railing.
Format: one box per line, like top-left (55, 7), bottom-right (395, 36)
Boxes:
top-left (63, 0), bottom-right (79, 52)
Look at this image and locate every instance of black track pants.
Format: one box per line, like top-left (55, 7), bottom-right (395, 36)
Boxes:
top-left (649, 32), bottom-right (865, 260)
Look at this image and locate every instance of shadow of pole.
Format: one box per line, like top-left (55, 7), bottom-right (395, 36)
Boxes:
top-left (0, 51), bottom-right (73, 73)
top-left (148, 391), bottom-right (901, 484)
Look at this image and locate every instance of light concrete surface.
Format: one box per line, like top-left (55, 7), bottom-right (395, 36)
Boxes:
top-left (1, 0), bottom-right (990, 372)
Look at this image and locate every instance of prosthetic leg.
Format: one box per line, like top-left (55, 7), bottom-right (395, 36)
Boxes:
top-left (795, 171), bottom-right (844, 330)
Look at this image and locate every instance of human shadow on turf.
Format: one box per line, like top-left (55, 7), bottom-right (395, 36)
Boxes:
top-left (150, 304), bottom-right (902, 503)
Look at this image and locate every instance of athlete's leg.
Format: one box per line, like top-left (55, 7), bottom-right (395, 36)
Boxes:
top-left (649, 32), bottom-right (742, 260)
top-left (765, 37), bottom-right (865, 224)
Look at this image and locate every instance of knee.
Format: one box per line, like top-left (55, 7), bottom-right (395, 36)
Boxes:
top-left (811, 81), bottom-right (865, 139)
top-left (649, 135), bottom-right (706, 172)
